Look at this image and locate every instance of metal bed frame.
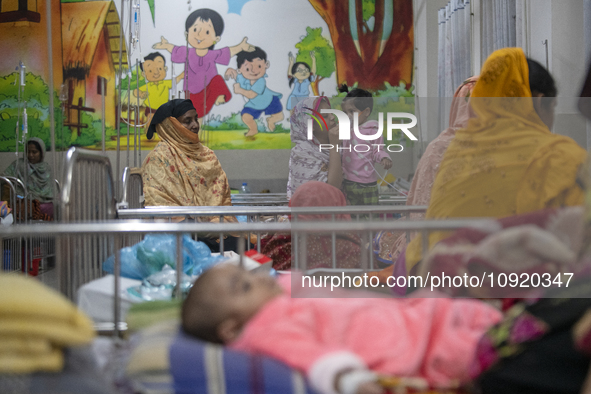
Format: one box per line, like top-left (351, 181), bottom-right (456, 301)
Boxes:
top-left (231, 193), bottom-right (289, 206)
top-left (0, 176), bottom-right (22, 272)
top-left (119, 175), bottom-right (408, 208)
top-left (117, 205), bottom-right (429, 254)
top-left (0, 175), bottom-right (59, 274)
top-left (0, 218), bottom-right (494, 335)
top-left (119, 167), bottom-right (144, 209)
top-left (59, 147), bottom-right (117, 300)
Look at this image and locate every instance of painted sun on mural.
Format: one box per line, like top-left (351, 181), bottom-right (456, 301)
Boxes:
top-left (0, 0), bottom-right (414, 152)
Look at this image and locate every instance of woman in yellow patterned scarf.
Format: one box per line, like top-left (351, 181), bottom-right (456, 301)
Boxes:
top-left (405, 47), bottom-right (587, 273)
top-left (142, 99), bottom-right (247, 251)
top-left (142, 99), bottom-right (232, 209)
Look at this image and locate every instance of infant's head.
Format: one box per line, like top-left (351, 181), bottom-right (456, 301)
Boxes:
top-left (182, 264), bottom-right (283, 344)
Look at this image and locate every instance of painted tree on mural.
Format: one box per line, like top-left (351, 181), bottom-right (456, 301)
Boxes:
top-left (295, 27), bottom-right (335, 96)
top-left (308, 0), bottom-right (413, 92)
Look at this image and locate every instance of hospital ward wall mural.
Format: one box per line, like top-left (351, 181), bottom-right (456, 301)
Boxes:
top-left (0, 0), bottom-right (414, 152)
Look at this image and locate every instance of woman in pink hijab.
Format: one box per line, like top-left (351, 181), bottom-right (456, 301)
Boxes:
top-left (373, 77), bottom-right (479, 277)
top-left (261, 181), bottom-right (361, 271)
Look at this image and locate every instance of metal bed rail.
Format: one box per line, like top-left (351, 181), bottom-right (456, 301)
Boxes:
top-left (117, 205), bottom-right (428, 221)
top-left (378, 195), bottom-right (408, 205)
top-left (229, 194), bottom-right (409, 206)
top-left (3, 176), bottom-right (28, 224)
top-left (119, 167), bottom-right (144, 209)
top-left (231, 193), bottom-right (289, 206)
top-left (0, 218), bottom-right (492, 314)
top-left (59, 147), bottom-right (117, 299)
top-left (0, 176), bottom-right (22, 272)
top-left (117, 205), bottom-right (429, 253)
top-left (61, 147), bottom-right (117, 223)
top-left (0, 176), bottom-right (60, 274)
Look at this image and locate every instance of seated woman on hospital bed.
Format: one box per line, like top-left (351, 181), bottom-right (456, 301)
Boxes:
top-left (142, 99), bottom-right (242, 252)
top-left (372, 76), bottom-right (479, 274)
top-left (261, 181), bottom-right (362, 271)
top-left (404, 47), bottom-right (587, 274)
top-left (143, 99), bottom-right (232, 209)
top-left (2, 137), bottom-right (54, 221)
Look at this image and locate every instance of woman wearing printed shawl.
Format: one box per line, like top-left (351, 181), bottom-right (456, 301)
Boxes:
top-left (3, 137), bottom-right (54, 221)
top-left (142, 99), bottom-right (243, 251)
top-left (142, 99), bottom-right (232, 209)
top-left (261, 181), bottom-right (362, 271)
top-left (286, 96), bottom-right (342, 199)
top-left (405, 47), bottom-right (587, 273)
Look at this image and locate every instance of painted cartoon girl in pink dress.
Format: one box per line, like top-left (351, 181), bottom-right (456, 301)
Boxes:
top-left (153, 8), bottom-right (253, 123)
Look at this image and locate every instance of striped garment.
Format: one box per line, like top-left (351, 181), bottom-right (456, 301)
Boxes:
top-left (342, 179), bottom-right (379, 206)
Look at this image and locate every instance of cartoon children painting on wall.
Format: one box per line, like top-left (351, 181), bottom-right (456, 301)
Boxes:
top-left (225, 47), bottom-right (284, 138)
top-left (135, 52), bottom-right (184, 112)
top-left (153, 8), bottom-right (254, 123)
top-left (286, 51), bottom-right (316, 111)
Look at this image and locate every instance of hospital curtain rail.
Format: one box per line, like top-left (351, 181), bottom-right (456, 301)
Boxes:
top-left (438, 0), bottom-right (472, 99)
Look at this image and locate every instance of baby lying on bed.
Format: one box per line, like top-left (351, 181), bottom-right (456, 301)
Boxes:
top-left (182, 265), bottom-right (501, 394)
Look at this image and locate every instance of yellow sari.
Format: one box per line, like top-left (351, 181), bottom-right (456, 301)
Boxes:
top-left (405, 48), bottom-right (587, 271)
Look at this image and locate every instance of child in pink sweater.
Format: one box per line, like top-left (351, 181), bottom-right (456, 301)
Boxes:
top-left (182, 265), bottom-right (502, 394)
top-left (340, 88), bottom-right (392, 206)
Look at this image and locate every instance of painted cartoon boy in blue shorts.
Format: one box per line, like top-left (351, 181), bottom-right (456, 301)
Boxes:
top-left (225, 47), bottom-right (283, 137)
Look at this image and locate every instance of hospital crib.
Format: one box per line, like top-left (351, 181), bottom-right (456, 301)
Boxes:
top-left (0, 176), bottom-right (22, 272)
top-left (118, 166), bottom-right (409, 208)
top-left (117, 205), bottom-right (428, 254)
top-left (13, 147), bottom-right (429, 299)
top-left (58, 147), bottom-right (117, 300)
top-left (119, 167), bottom-right (144, 209)
top-left (0, 217), bottom-right (494, 334)
top-left (0, 175), bottom-right (58, 274)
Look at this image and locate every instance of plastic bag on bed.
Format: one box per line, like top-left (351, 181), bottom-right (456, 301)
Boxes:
top-left (127, 265), bottom-right (194, 301)
top-left (102, 234), bottom-right (226, 280)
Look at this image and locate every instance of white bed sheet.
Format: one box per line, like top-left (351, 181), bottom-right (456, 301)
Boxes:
top-left (77, 252), bottom-right (261, 322)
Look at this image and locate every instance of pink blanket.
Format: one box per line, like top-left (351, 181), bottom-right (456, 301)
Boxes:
top-left (230, 276), bottom-right (501, 392)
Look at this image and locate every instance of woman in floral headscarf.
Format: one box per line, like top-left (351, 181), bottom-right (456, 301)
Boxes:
top-left (286, 97), bottom-right (342, 198)
top-left (261, 181), bottom-right (361, 270)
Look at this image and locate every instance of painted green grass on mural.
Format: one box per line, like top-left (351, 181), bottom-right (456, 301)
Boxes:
top-left (205, 130), bottom-right (291, 151)
top-left (0, 72), bottom-right (66, 152)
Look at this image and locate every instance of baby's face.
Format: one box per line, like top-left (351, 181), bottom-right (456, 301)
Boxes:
top-left (207, 264), bottom-right (283, 324)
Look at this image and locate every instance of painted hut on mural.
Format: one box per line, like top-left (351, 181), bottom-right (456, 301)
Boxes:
top-left (61, 0), bottom-right (127, 134)
top-left (0, 1), bottom-right (63, 151)
top-left (0, 0), bottom-right (63, 87)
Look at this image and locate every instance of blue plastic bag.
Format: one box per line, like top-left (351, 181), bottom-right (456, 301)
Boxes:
top-left (103, 234), bottom-right (226, 280)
